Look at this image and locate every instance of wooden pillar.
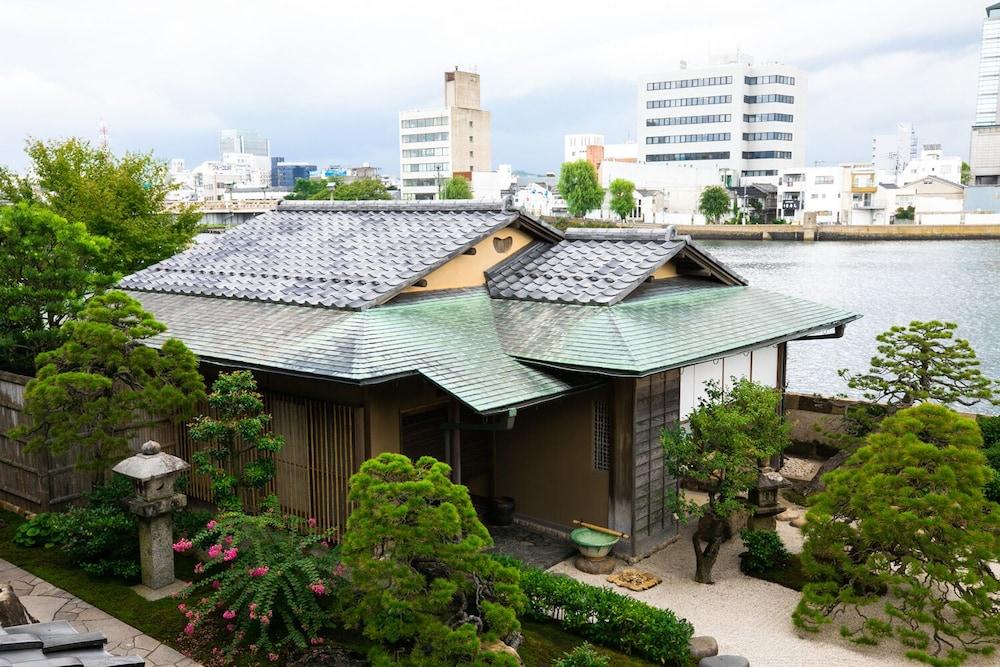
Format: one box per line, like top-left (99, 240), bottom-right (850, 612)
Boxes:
top-left (609, 377), bottom-right (635, 554)
top-left (449, 401), bottom-right (462, 484)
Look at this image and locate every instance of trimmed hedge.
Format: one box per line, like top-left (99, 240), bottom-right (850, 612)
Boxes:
top-left (496, 556), bottom-right (693, 665)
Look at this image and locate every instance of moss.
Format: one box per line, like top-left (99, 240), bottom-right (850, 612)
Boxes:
top-left (519, 620), bottom-right (660, 666)
top-left (744, 552), bottom-right (807, 591)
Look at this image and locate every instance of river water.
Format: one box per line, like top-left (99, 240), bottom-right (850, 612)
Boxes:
top-left (698, 240), bottom-right (1000, 414)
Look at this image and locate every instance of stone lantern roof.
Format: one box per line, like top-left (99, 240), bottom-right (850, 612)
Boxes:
top-left (111, 440), bottom-right (189, 482)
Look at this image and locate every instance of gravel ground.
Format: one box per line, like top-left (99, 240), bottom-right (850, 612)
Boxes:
top-left (779, 455), bottom-right (823, 482)
top-left (549, 515), bottom-right (993, 667)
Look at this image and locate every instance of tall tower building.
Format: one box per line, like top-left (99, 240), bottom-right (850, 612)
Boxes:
top-left (970, 4), bottom-right (1000, 184)
top-left (872, 122), bottom-right (918, 178)
top-left (220, 129), bottom-right (270, 158)
top-left (636, 53), bottom-right (806, 186)
top-left (399, 69), bottom-right (492, 200)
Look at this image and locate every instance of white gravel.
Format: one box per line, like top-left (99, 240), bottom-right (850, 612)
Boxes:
top-left (549, 517), bottom-right (993, 667)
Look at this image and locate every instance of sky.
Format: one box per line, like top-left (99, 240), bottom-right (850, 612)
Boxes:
top-left (0, 1), bottom-right (987, 177)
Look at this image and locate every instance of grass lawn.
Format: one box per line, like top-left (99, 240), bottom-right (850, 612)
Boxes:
top-left (0, 510), bottom-right (663, 665)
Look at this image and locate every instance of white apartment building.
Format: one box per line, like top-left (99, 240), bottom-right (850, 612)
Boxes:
top-left (598, 161), bottom-right (727, 224)
top-left (898, 145), bottom-right (963, 185)
top-left (872, 122), bottom-right (918, 179)
top-left (637, 54), bottom-right (806, 186)
top-left (399, 70), bottom-right (492, 200)
top-left (471, 164), bottom-right (516, 200)
top-left (970, 3), bottom-right (1000, 184)
top-left (564, 134), bottom-right (605, 162)
top-left (777, 164), bottom-right (879, 224)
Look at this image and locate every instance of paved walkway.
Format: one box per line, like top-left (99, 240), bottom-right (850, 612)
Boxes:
top-left (0, 558), bottom-right (198, 667)
top-left (551, 514), bottom-right (994, 667)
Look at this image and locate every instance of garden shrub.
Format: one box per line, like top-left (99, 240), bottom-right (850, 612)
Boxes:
top-left (738, 529), bottom-right (791, 576)
top-left (553, 643), bottom-right (610, 667)
top-left (175, 509), bottom-right (340, 662)
top-left (978, 414), bottom-right (1000, 448)
top-left (173, 508), bottom-right (215, 539)
top-left (340, 453), bottom-right (525, 667)
top-left (13, 512), bottom-right (66, 548)
top-left (497, 556), bottom-right (693, 665)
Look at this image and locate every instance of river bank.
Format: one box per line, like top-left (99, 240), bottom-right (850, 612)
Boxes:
top-left (674, 223), bottom-right (1000, 241)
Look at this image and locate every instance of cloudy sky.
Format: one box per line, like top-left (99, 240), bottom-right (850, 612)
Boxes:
top-left (0, 1), bottom-right (986, 176)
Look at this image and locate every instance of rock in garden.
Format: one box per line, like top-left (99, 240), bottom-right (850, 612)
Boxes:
top-left (790, 516), bottom-right (808, 528)
top-left (0, 582), bottom-right (38, 627)
top-left (574, 556), bottom-right (616, 574)
top-left (777, 511), bottom-right (799, 522)
top-left (482, 639), bottom-right (523, 665)
top-left (699, 656), bottom-right (750, 667)
top-left (689, 635), bottom-right (719, 659)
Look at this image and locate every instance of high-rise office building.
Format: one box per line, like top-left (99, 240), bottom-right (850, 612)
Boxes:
top-left (970, 4), bottom-right (1000, 184)
top-left (220, 129), bottom-right (270, 158)
top-left (872, 122), bottom-right (918, 178)
top-left (399, 70), bottom-right (492, 200)
top-left (637, 53), bottom-right (806, 185)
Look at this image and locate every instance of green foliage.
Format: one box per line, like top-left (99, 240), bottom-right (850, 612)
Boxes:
top-left (553, 643), bottom-right (611, 667)
top-left (698, 185), bottom-right (730, 223)
top-left (178, 510), bottom-right (341, 659)
top-left (334, 177), bottom-right (392, 201)
top-left (839, 320), bottom-right (997, 409)
top-left (794, 404), bottom-right (1000, 666)
top-left (557, 161), bottom-right (604, 218)
top-left (978, 414), bottom-right (1000, 447)
top-left (441, 176), bottom-right (474, 200)
top-left (738, 529), bottom-right (790, 576)
top-left (12, 291), bottom-right (205, 470)
top-left (340, 453), bottom-right (525, 666)
top-left (13, 512), bottom-right (65, 549)
top-left (0, 137), bottom-right (200, 275)
top-left (173, 508), bottom-right (215, 539)
top-left (286, 177), bottom-right (332, 200)
top-left (189, 371), bottom-right (283, 512)
top-left (895, 205), bottom-right (916, 221)
top-left (961, 161), bottom-right (971, 186)
top-left (0, 203), bottom-right (115, 373)
top-left (498, 556), bottom-right (692, 665)
top-left (608, 179), bottom-right (635, 221)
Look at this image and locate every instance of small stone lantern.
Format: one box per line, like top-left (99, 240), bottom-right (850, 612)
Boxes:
top-left (747, 466), bottom-right (791, 531)
top-left (112, 440), bottom-right (189, 598)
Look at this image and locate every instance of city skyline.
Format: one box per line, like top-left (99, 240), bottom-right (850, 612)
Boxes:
top-left (0, 0), bottom-right (985, 176)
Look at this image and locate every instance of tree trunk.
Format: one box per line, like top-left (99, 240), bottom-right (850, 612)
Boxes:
top-left (803, 448), bottom-right (853, 496)
top-left (692, 515), bottom-right (727, 584)
top-left (0, 583), bottom-right (37, 627)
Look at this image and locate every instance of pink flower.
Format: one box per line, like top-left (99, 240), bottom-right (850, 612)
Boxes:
top-left (194, 562), bottom-right (204, 574)
top-left (206, 519), bottom-right (218, 530)
top-left (260, 614), bottom-right (270, 625)
top-left (223, 548), bottom-right (238, 562)
top-left (333, 563), bottom-right (346, 578)
top-left (224, 535), bottom-right (234, 545)
top-left (310, 637), bottom-right (325, 646)
top-left (172, 538), bottom-right (193, 553)
top-left (320, 541), bottom-right (329, 549)
top-left (309, 581), bottom-right (326, 596)
top-left (307, 517), bottom-right (317, 527)
top-left (211, 580), bottom-right (221, 590)
top-left (177, 603), bottom-right (187, 612)
top-left (226, 624), bottom-right (235, 632)
top-left (222, 609), bottom-right (236, 620)
top-left (249, 610), bottom-right (257, 620)
top-left (183, 623), bottom-right (195, 636)
top-left (249, 566), bottom-right (269, 578)
top-left (249, 602), bottom-right (258, 611)
top-left (207, 544), bottom-right (222, 559)
top-left (268, 653), bottom-right (279, 662)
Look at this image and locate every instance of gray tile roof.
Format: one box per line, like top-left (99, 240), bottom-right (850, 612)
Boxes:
top-left (120, 201), bottom-right (532, 310)
top-left (0, 621), bottom-right (143, 666)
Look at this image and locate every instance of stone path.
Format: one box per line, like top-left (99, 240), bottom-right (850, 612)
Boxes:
top-left (0, 558), bottom-right (199, 666)
top-left (487, 523), bottom-right (577, 570)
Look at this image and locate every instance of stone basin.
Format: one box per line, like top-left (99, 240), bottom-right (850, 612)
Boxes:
top-left (570, 527), bottom-right (620, 559)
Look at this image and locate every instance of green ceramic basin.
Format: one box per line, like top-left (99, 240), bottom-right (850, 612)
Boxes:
top-left (570, 527), bottom-right (620, 558)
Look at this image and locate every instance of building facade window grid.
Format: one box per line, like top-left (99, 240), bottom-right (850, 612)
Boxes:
top-left (401, 116), bottom-right (448, 129)
top-left (646, 95), bottom-right (732, 109)
top-left (743, 132), bottom-right (793, 141)
top-left (402, 162), bottom-right (450, 173)
top-left (742, 170), bottom-right (777, 177)
top-left (744, 113), bottom-right (794, 123)
top-left (744, 75), bottom-right (796, 85)
top-left (742, 150), bottom-right (792, 159)
top-left (744, 94), bottom-right (794, 104)
top-left (401, 132), bottom-right (449, 144)
top-left (593, 400), bottom-right (611, 472)
top-left (401, 178), bottom-right (439, 187)
top-left (401, 147), bottom-right (450, 158)
top-left (646, 114), bottom-right (732, 127)
top-left (646, 132), bottom-right (731, 144)
top-left (646, 75), bottom-right (733, 91)
top-left (647, 151), bottom-right (731, 162)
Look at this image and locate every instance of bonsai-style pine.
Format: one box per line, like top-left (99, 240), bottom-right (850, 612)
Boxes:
top-left (340, 453), bottom-right (525, 666)
top-left (13, 291), bottom-right (204, 470)
top-left (795, 404), bottom-right (1000, 666)
top-left (189, 370), bottom-right (284, 512)
top-left (662, 379), bottom-right (790, 584)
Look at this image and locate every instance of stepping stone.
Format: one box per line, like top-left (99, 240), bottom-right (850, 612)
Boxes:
top-left (790, 516), bottom-right (808, 528)
top-left (700, 656), bottom-right (750, 667)
top-left (689, 635), bottom-right (719, 659)
top-left (41, 632), bottom-right (107, 653)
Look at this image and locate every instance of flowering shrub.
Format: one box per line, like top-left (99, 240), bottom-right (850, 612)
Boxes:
top-left (176, 509), bottom-right (341, 662)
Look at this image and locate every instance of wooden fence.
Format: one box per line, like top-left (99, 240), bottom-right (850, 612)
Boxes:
top-left (0, 371), bottom-right (363, 536)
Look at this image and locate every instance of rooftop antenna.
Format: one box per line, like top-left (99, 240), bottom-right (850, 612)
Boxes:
top-left (98, 119), bottom-right (110, 152)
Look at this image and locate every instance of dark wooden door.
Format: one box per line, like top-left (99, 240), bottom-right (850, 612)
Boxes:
top-left (400, 405), bottom-right (448, 462)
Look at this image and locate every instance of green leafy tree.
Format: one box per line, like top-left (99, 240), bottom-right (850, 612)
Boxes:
top-left (662, 379), bottom-right (790, 584)
top-left (285, 177), bottom-right (331, 200)
top-left (557, 160), bottom-right (604, 218)
top-left (794, 404), bottom-right (1000, 666)
top-left (0, 203), bottom-right (114, 374)
top-left (839, 320), bottom-right (997, 409)
top-left (608, 178), bottom-right (635, 221)
top-left (0, 137), bottom-right (200, 275)
top-left (340, 453), bottom-right (525, 666)
top-left (698, 185), bottom-right (730, 224)
top-left (333, 177), bottom-right (392, 201)
top-left (441, 175), bottom-right (474, 200)
top-left (961, 161), bottom-right (971, 186)
top-left (11, 291), bottom-right (205, 469)
top-left (189, 371), bottom-right (285, 512)
top-left (895, 205), bottom-right (915, 221)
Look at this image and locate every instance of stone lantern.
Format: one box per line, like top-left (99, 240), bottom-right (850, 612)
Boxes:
top-left (112, 440), bottom-right (189, 599)
top-left (747, 466), bottom-right (791, 531)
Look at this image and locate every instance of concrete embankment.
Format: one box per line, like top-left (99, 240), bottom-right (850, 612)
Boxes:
top-left (673, 223), bottom-right (1000, 241)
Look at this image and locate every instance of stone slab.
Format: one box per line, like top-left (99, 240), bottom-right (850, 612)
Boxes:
top-left (129, 580), bottom-right (188, 602)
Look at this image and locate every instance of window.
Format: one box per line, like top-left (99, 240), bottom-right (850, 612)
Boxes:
top-left (742, 170), bottom-right (777, 177)
top-left (401, 147), bottom-right (449, 158)
top-left (593, 400), bottom-right (611, 472)
top-left (402, 178), bottom-right (438, 187)
top-left (401, 132), bottom-right (448, 143)
top-left (646, 151), bottom-right (730, 162)
top-left (646, 113), bottom-right (731, 127)
top-left (646, 95), bottom-right (732, 109)
top-left (469, 135), bottom-right (473, 142)
top-left (743, 132), bottom-right (793, 141)
top-left (742, 150), bottom-right (792, 159)
top-left (646, 132), bottom-right (731, 144)
top-left (744, 94), bottom-right (794, 104)
top-left (402, 162), bottom-right (449, 173)
top-left (401, 116), bottom-right (448, 129)
top-left (743, 113), bottom-right (794, 123)
top-left (744, 75), bottom-right (795, 85)
top-left (815, 175), bottom-right (835, 184)
top-left (646, 75), bottom-right (732, 91)
top-left (469, 151), bottom-right (473, 157)
top-left (468, 120), bottom-right (473, 128)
